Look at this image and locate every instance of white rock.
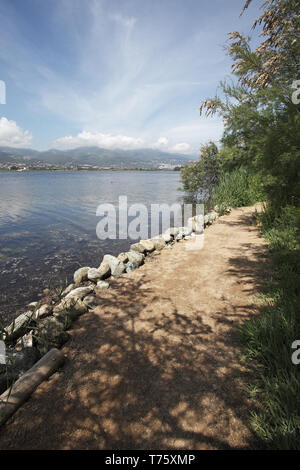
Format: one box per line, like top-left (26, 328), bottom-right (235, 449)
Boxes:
top-left (73, 266), bottom-right (90, 284)
top-left (61, 283), bottom-right (75, 297)
top-left (27, 301), bottom-right (38, 311)
top-left (126, 251), bottom-right (144, 266)
top-left (118, 252), bottom-right (129, 263)
top-left (151, 238), bottom-right (166, 250)
top-left (4, 311), bottom-right (33, 342)
top-left (161, 232), bottom-right (172, 243)
top-left (103, 255), bottom-right (126, 276)
top-left (65, 286), bottom-right (93, 300)
top-left (87, 268), bottom-right (102, 282)
top-left (139, 239), bottom-right (155, 252)
top-left (97, 261), bottom-right (111, 279)
top-left (96, 280), bottom-right (110, 289)
top-left (165, 227), bottom-right (180, 238)
top-left (130, 242), bottom-right (146, 254)
top-left (35, 304), bottom-right (52, 319)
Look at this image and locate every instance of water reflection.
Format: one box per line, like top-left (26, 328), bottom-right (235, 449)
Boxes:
top-left (0, 171), bottom-right (184, 322)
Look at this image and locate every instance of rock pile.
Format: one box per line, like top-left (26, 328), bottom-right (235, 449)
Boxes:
top-left (0, 207), bottom-right (227, 394)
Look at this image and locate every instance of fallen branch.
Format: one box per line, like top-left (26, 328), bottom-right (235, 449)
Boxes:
top-left (0, 348), bottom-right (65, 426)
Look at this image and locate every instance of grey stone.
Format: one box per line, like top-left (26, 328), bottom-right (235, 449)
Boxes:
top-left (83, 295), bottom-right (101, 309)
top-left (87, 268), bottom-right (102, 282)
top-left (130, 242), bottom-right (146, 254)
top-left (126, 251), bottom-right (145, 266)
top-left (151, 238), bottom-right (166, 250)
top-left (96, 280), bottom-right (110, 289)
top-left (139, 239), bottom-right (155, 252)
top-left (188, 215), bottom-right (204, 233)
top-left (34, 317), bottom-right (70, 355)
top-left (61, 283), bottom-right (75, 297)
top-left (65, 286), bottom-right (93, 300)
top-left (204, 212), bottom-right (217, 226)
top-left (73, 266), bottom-right (90, 284)
top-left (126, 260), bottom-right (139, 273)
top-left (161, 232), bottom-right (172, 243)
top-left (3, 311), bottom-right (34, 343)
top-left (103, 254), bottom-right (126, 276)
top-left (35, 304), bottom-right (52, 319)
top-left (27, 301), bottom-right (38, 311)
top-left (53, 297), bottom-right (88, 323)
top-left (0, 346), bottom-right (40, 393)
top-left (16, 331), bottom-right (34, 350)
top-left (97, 261), bottom-right (111, 279)
top-left (118, 252), bottom-right (129, 263)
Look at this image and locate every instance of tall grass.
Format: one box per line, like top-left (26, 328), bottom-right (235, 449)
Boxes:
top-left (212, 168), bottom-right (264, 213)
top-left (240, 206), bottom-right (300, 449)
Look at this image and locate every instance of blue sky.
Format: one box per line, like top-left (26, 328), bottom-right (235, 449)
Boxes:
top-left (0, 0), bottom-right (261, 154)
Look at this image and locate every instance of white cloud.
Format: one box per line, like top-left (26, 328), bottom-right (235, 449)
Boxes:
top-left (0, 117), bottom-right (32, 147)
top-left (52, 130), bottom-right (192, 154)
top-left (169, 142), bottom-right (191, 153)
top-left (110, 13), bottom-right (137, 29)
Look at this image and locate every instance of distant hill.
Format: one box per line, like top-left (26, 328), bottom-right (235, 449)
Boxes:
top-left (0, 146), bottom-right (195, 168)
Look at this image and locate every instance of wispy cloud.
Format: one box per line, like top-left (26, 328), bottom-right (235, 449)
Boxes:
top-left (0, 0), bottom-right (259, 150)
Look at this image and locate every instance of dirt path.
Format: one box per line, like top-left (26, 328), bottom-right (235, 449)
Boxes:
top-left (0, 205), bottom-right (268, 450)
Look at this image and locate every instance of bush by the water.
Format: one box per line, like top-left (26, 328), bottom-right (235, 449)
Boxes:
top-left (180, 0), bottom-right (300, 449)
top-left (212, 168), bottom-right (264, 213)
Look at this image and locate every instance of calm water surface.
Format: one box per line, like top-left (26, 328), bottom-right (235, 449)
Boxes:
top-left (0, 171), bottom-right (184, 322)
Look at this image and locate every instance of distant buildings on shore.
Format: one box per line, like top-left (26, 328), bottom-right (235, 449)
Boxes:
top-left (0, 161), bottom-right (184, 172)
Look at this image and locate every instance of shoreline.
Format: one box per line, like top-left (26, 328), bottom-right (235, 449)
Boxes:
top-left (0, 168), bottom-right (181, 173)
top-left (0, 204), bottom-right (266, 449)
top-left (0, 208), bottom-right (219, 396)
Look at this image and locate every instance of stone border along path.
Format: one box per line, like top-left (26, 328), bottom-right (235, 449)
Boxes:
top-left (0, 204), bottom-right (269, 449)
top-left (0, 209), bottom-right (217, 398)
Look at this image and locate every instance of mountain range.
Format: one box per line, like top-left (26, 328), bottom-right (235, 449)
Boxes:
top-left (0, 146), bottom-right (195, 169)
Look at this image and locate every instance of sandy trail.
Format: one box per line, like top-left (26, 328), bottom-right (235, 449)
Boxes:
top-left (0, 205), bottom-right (268, 450)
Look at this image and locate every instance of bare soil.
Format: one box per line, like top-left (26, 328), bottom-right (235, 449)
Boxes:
top-left (0, 205), bottom-right (268, 450)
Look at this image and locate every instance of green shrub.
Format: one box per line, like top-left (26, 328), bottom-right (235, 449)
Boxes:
top-left (240, 206), bottom-right (300, 449)
top-left (212, 167), bottom-right (264, 211)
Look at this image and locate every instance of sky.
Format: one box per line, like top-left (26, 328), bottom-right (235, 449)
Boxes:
top-left (0, 0), bottom-right (262, 155)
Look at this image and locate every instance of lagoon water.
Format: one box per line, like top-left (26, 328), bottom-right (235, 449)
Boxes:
top-left (0, 170), bottom-right (184, 322)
